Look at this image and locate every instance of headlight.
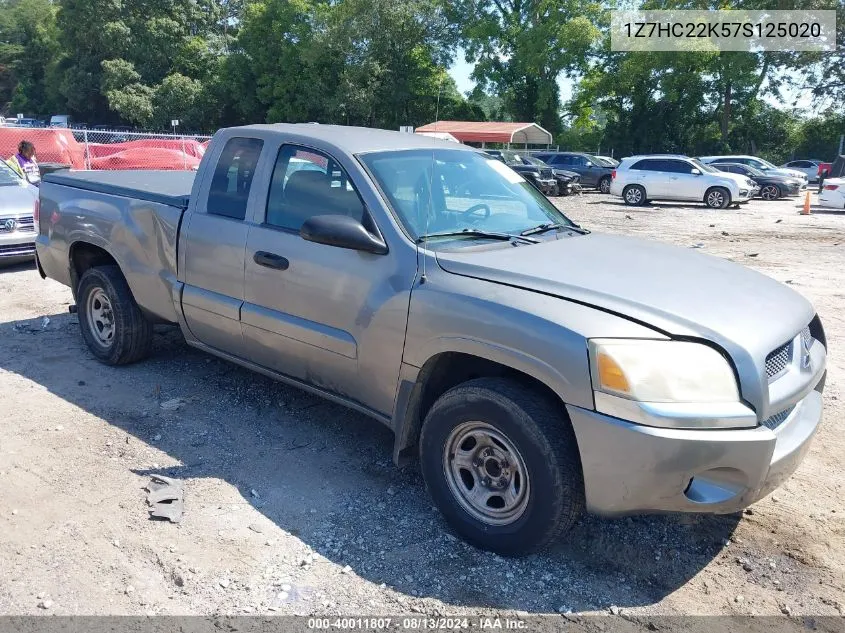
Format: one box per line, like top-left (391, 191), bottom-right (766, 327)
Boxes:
top-left (590, 339), bottom-right (739, 403)
top-left (588, 339), bottom-right (756, 429)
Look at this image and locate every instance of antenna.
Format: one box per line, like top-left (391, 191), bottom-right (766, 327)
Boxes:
top-left (420, 73), bottom-right (444, 285)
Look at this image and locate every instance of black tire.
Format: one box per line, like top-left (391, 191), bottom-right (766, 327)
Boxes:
top-left (77, 265), bottom-right (153, 365)
top-left (598, 176), bottom-right (612, 194)
top-left (759, 184), bottom-right (781, 201)
top-left (705, 187), bottom-right (731, 209)
top-left (419, 377), bottom-right (584, 557)
top-left (622, 184), bottom-right (647, 206)
top-left (551, 183), bottom-right (560, 197)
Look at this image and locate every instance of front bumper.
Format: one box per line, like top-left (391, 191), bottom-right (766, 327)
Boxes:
top-left (536, 178), bottom-right (557, 194)
top-left (567, 374), bottom-right (825, 516)
top-left (0, 231), bottom-right (37, 259)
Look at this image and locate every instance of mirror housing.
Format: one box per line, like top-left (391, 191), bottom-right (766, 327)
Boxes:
top-left (691, 168), bottom-right (701, 175)
top-left (300, 214), bottom-right (388, 255)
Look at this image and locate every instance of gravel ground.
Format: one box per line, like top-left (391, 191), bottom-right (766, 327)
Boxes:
top-left (0, 190), bottom-right (843, 620)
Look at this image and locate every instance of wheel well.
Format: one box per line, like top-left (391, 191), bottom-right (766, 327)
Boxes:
top-left (394, 352), bottom-right (566, 465)
top-left (69, 242), bottom-right (117, 295)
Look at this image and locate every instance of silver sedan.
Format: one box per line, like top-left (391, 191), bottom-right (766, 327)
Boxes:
top-left (0, 161), bottom-right (38, 265)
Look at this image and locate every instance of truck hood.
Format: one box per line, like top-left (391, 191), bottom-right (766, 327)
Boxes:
top-left (435, 232), bottom-right (814, 364)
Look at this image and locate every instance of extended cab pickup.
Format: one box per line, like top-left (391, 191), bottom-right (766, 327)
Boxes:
top-left (36, 124), bottom-right (827, 556)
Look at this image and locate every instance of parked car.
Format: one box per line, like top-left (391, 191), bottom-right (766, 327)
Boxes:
top-left (819, 178), bottom-right (845, 209)
top-left (35, 124), bottom-right (828, 556)
top-left (781, 159), bottom-right (825, 183)
top-left (11, 118), bottom-right (44, 128)
top-left (611, 155), bottom-right (758, 208)
top-left (49, 114), bottom-right (72, 128)
top-left (699, 155), bottom-right (807, 183)
top-left (534, 151), bottom-right (615, 193)
top-left (712, 162), bottom-right (805, 199)
top-left (521, 154), bottom-right (581, 196)
top-left (485, 150), bottom-right (558, 195)
top-left (0, 160), bottom-right (38, 264)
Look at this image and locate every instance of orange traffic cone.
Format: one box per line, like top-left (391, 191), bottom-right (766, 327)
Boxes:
top-left (801, 191), bottom-right (811, 215)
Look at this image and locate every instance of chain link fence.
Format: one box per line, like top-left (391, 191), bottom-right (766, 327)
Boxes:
top-left (0, 127), bottom-right (211, 173)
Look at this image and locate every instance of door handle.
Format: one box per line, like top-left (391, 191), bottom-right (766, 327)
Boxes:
top-left (253, 251), bottom-right (289, 270)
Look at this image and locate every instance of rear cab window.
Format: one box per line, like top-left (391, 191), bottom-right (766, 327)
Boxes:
top-left (206, 137), bottom-right (264, 220)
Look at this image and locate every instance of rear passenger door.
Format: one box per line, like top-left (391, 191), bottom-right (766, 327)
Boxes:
top-left (240, 144), bottom-right (414, 416)
top-left (180, 136), bottom-right (264, 355)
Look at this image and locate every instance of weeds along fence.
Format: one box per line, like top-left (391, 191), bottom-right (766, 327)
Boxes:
top-left (0, 127), bottom-right (212, 172)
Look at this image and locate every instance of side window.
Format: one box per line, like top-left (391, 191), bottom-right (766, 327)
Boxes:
top-left (649, 160), bottom-right (672, 172)
top-left (570, 155), bottom-right (587, 167)
top-left (265, 145), bottom-right (365, 232)
top-left (630, 159), bottom-right (654, 171)
top-left (668, 160), bottom-right (694, 174)
top-left (207, 137), bottom-right (264, 220)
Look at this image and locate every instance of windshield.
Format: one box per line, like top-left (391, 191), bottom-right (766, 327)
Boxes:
top-left (0, 161), bottom-right (22, 186)
top-left (361, 149), bottom-right (576, 242)
top-left (755, 157), bottom-right (777, 169)
top-left (690, 158), bottom-right (720, 174)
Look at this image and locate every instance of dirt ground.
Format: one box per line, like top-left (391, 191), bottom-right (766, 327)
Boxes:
top-left (0, 190), bottom-right (843, 620)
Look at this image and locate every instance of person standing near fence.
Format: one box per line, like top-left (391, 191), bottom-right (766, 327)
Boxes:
top-left (5, 140), bottom-right (41, 186)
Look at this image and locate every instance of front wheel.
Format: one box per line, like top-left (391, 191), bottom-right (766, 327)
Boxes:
top-left (598, 176), bottom-right (612, 194)
top-left (419, 378), bottom-right (584, 556)
top-left (77, 265), bottom-right (153, 365)
top-left (705, 187), bottom-right (731, 209)
top-left (760, 184), bottom-right (781, 201)
top-left (623, 184), bottom-right (647, 206)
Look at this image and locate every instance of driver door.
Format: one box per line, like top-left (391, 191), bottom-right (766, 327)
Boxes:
top-left (241, 144), bottom-right (415, 415)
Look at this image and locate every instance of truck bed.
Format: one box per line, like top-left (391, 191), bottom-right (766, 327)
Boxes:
top-left (43, 170), bottom-right (195, 209)
top-left (37, 170), bottom-right (195, 325)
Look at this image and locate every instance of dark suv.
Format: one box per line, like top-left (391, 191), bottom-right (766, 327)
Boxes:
top-left (485, 150), bottom-right (558, 195)
top-left (534, 152), bottom-right (615, 193)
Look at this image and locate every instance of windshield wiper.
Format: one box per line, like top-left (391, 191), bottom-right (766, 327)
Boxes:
top-left (520, 222), bottom-right (591, 236)
top-left (418, 228), bottom-right (539, 244)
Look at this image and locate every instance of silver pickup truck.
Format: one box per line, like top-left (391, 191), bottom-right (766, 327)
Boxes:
top-left (35, 124), bottom-right (827, 556)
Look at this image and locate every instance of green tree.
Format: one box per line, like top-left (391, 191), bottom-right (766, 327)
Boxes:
top-left (451, 0), bottom-right (603, 134)
top-left (233, 0), bottom-right (473, 129)
top-left (0, 0), bottom-right (61, 116)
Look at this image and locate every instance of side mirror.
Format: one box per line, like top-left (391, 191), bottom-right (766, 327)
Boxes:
top-left (691, 168), bottom-right (701, 175)
top-left (300, 214), bottom-right (388, 255)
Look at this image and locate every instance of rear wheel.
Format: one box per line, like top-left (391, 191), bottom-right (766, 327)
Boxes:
top-left (77, 265), bottom-right (153, 365)
top-left (623, 184), bottom-right (646, 206)
top-left (419, 377), bottom-right (584, 556)
top-left (598, 176), bottom-right (612, 194)
top-left (705, 187), bottom-right (731, 209)
top-left (760, 184), bottom-right (781, 201)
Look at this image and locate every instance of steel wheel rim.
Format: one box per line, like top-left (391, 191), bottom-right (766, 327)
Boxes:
top-left (442, 421), bottom-right (530, 526)
top-left (600, 178), bottom-right (611, 193)
top-left (707, 190), bottom-right (724, 207)
top-left (625, 187), bottom-right (642, 204)
top-left (761, 185), bottom-right (778, 200)
top-left (86, 288), bottom-right (115, 347)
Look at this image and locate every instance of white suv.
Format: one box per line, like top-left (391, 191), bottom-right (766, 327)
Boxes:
top-left (610, 155), bottom-right (759, 208)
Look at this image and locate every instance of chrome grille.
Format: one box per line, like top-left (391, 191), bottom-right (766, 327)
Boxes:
top-left (765, 342), bottom-right (792, 380)
top-left (762, 406), bottom-right (794, 430)
top-left (0, 215), bottom-right (35, 233)
top-left (540, 167), bottom-right (553, 179)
